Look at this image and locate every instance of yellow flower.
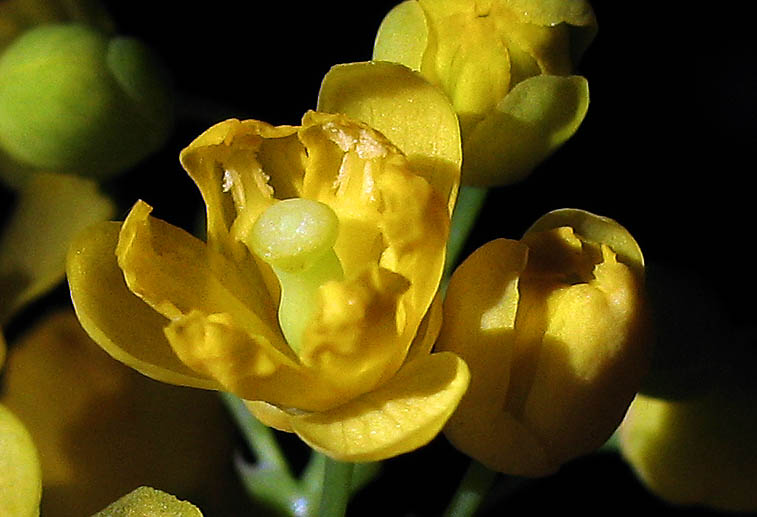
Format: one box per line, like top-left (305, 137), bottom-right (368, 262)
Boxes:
top-left (67, 110), bottom-right (469, 462)
top-left (374, 0), bottom-right (596, 186)
top-left (436, 209), bottom-right (649, 476)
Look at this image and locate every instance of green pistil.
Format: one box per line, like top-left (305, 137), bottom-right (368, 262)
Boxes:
top-left (246, 198), bottom-right (344, 354)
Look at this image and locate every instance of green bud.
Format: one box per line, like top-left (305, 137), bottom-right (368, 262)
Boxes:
top-left (0, 23), bottom-right (173, 182)
top-left (92, 486), bottom-right (203, 516)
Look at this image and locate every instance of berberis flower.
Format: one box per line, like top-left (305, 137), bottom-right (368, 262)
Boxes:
top-left (374, 0), bottom-right (596, 186)
top-left (436, 209), bottom-right (649, 476)
top-left (67, 110), bottom-right (469, 462)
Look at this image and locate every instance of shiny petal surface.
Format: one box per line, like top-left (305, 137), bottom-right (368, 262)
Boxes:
top-left (291, 352), bottom-right (469, 462)
top-left (373, 0), bottom-right (428, 71)
top-left (317, 62), bottom-right (461, 212)
top-left (165, 311), bottom-right (339, 412)
top-left (464, 75), bottom-right (589, 186)
top-left (67, 220), bottom-right (219, 389)
top-left (116, 200), bottom-right (284, 348)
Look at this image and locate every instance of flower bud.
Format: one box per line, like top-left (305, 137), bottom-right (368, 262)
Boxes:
top-left (436, 209), bottom-right (649, 476)
top-left (92, 486), bottom-right (203, 517)
top-left (0, 403), bottom-right (41, 517)
top-left (374, 0), bottom-right (596, 186)
top-left (620, 380), bottom-right (757, 513)
top-left (0, 23), bottom-right (173, 182)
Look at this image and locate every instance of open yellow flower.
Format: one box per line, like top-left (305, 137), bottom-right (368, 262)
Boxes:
top-left (67, 109), bottom-right (469, 462)
top-left (436, 209), bottom-right (649, 476)
top-left (374, 0), bottom-right (596, 186)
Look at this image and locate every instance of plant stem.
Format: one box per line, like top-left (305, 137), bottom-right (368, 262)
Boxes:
top-left (445, 185), bottom-right (488, 283)
top-left (318, 457), bottom-right (355, 517)
top-left (443, 460), bottom-right (499, 517)
top-left (220, 392), bottom-right (291, 474)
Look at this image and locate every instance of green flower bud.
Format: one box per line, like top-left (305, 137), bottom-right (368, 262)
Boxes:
top-left (374, 0), bottom-right (596, 186)
top-left (92, 486), bottom-right (203, 516)
top-left (0, 23), bottom-right (173, 182)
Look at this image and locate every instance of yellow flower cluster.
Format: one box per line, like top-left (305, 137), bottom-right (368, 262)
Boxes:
top-left (62, 0), bottom-right (652, 476)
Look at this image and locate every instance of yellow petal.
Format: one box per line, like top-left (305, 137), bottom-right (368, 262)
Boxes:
top-left (0, 171), bottom-right (113, 323)
top-left (301, 267), bottom-right (411, 400)
top-left (317, 61), bottom-right (461, 212)
top-left (525, 208), bottom-right (645, 280)
top-left (404, 291), bottom-right (443, 362)
top-left (506, 0), bottom-right (596, 27)
top-left (164, 310), bottom-right (339, 411)
top-left (522, 251), bottom-right (647, 463)
top-left (244, 400), bottom-right (294, 433)
top-left (67, 220), bottom-right (219, 389)
top-left (463, 74), bottom-right (589, 186)
top-left (437, 239), bottom-right (559, 475)
top-left (373, 0), bottom-right (429, 71)
top-left (290, 352), bottom-right (469, 462)
top-left (116, 200), bottom-right (283, 348)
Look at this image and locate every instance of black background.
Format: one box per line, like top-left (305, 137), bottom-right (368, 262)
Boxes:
top-left (5, 2), bottom-right (757, 515)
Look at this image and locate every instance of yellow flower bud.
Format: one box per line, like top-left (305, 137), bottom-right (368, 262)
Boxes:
top-left (436, 209), bottom-right (649, 476)
top-left (620, 383), bottom-right (757, 513)
top-left (0, 403), bottom-right (41, 517)
top-left (374, 0), bottom-right (596, 186)
top-left (0, 23), bottom-right (173, 184)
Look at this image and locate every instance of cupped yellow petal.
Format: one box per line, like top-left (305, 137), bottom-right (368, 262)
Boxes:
top-left (373, 0), bottom-right (429, 71)
top-left (244, 400), bottom-right (294, 433)
top-left (165, 310), bottom-right (338, 412)
top-left (290, 352), bottom-right (469, 462)
top-left (317, 61), bottom-right (461, 212)
top-left (438, 239), bottom-right (556, 475)
top-left (67, 220), bottom-right (219, 389)
top-left (519, 242), bottom-right (647, 464)
top-left (525, 208), bottom-right (645, 280)
top-left (116, 200), bottom-right (283, 349)
top-left (463, 74), bottom-right (589, 186)
top-left (404, 291), bottom-right (444, 362)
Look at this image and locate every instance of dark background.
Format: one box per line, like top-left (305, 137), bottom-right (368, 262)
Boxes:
top-left (6, 1), bottom-right (757, 515)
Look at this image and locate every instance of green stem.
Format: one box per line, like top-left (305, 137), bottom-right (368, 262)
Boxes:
top-left (445, 185), bottom-right (488, 283)
top-left (220, 392), bottom-right (291, 474)
top-left (318, 457), bottom-right (355, 517)
top-left (443, 460), bottom-right (499, 517)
